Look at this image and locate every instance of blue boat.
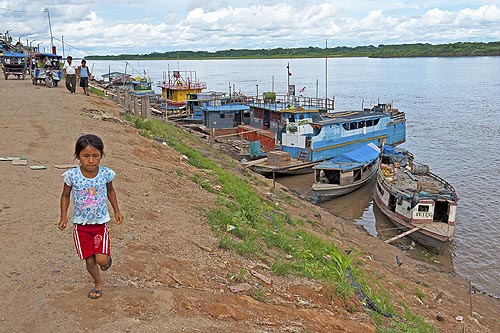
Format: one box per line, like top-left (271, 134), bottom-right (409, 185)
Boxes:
top-left (130, 79), bottom-right (154, 96)
top-left (242, 102), bottom-right (406, 176)
top-left (311, 143), bottom-right (380, 202)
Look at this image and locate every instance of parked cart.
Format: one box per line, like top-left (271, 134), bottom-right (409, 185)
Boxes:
top-left (2, 52), bottom-right (28, 80)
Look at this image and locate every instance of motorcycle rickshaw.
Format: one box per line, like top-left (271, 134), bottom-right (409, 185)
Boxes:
top-left (2, 52), bottom-right (28, 80)
top-left (30, 52), bottom-right (63, 88)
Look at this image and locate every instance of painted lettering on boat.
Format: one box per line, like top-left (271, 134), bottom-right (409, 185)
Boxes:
top-left (415, 212), bottom-right (433, 218)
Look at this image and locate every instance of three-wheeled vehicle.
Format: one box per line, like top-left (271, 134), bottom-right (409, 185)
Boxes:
top-left (2, 52), bottom-right (28, 80)
top-left (30, 52), bottom-right (63, 88)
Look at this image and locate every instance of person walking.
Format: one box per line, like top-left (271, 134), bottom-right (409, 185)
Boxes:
top-left (63, 56), bottom-right (77, 94)
top-left (58, 134), bottom-right (124, 299)
top-left (77, 59), bottom-right (92, 96)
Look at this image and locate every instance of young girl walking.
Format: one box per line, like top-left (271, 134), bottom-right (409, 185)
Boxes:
top-left (59, 134), bottom-right (123, 299)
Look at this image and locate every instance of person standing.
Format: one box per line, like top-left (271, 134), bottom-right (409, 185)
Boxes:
top-left (77, 59), bottom-right (92, 96)
top-left (58, 134), bottom-right (124, 299)
top-left (63, 56), bottom-right (77, 94)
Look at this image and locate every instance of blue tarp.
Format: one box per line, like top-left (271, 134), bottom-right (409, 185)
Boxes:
top-left (314, 143), bottom-right (380, 171)
top-left (33, 53), bottom-right (62, 58)
top-left (3, 52), bottom-right (27, 58)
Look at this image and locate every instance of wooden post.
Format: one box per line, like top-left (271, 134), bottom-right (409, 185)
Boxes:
top-left (140, 96), bottom-right (151, 119)
top-left (116, 89), bottom-right (123, 106)
top-left (132, 95), bottom-right (139, 116)
top-left (124, 90), bottom-right (131, 111)
top-left (140, 96), bottom-right (146, 119)
top-left (144, 95), bottom-right (151, 119)
top-left (273, 172), bottom-right (276, 188)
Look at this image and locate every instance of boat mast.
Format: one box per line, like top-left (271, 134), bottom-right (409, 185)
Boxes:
top-left (325, 39), bottom-right (328, 110)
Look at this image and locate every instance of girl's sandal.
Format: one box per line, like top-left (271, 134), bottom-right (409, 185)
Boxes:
top-left (88, 288), bottom-right (102, 299)
top-left (100, 257), bottom-right (112, 271)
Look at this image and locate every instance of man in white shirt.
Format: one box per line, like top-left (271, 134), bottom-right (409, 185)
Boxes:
top-left (63, 56), bottom-right (77, 94)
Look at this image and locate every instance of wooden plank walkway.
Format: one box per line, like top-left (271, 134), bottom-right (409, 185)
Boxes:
top-left (384, 225), bottom-right (425, 244)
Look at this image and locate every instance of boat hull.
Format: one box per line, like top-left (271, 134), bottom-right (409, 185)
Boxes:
top-left (371, 147), bottom-right (458, 253)
top-left (247, 159), bottom-right (317, 177)
top-left (373, 192), bottom-right (452, 253)
top-left (312, 169), bottom-right (376, 202)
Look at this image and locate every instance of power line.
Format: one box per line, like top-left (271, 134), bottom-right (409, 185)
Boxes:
top-left (0, 7), bottom-right (39, 13)
top-left (52, 36), bottom-right (95, 56)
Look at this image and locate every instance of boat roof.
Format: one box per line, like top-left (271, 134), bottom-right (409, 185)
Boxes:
top-left (31, 52), bottom-right (62, 59)
top-left (314, 143), bottom-right (380, 171)
top-left (3, 52), bottom-right (27, 58)
top-left (103, 72), bottom-right (131, 77)
top-left (317, 110), bottom-right (389, 125)
top-left (246, 101), bottom-right (321, 113)
top-left (202, 103), bottom-right (250, 112)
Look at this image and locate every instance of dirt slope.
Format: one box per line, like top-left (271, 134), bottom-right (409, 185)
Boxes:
top-left (0, 76), bottom-right (499, 332)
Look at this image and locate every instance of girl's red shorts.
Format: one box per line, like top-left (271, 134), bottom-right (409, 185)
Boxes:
top-left (73, 223), bottom-right (110, 259)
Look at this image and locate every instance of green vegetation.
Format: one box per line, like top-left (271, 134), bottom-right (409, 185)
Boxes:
top-left (86, 41), bottom-right (500, 61)
top-left (124, 113), bottom-right (434, 332)
top-left (89, 86), bottom-right (106, 97)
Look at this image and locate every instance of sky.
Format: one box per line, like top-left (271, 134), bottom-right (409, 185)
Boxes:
top-left (1, 0), bottom-right (500, 57)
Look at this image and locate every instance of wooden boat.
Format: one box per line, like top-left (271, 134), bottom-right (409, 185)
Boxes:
top-left (310, 143), bottom-right (380, 202)
top-left (373, 146), bottom-right (458, 253)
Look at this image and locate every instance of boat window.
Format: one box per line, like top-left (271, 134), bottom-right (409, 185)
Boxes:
top-left (418, 205), bottom-right (429, 212)
top-left (366, 120), bottom-right (373, 127)
top-left (374, 118), bottom-right (380, 126)
top-left (342, 123), bottom-right (349, 130)
top-left (289, 115), bottom-right (296, 122)
top-left (299, 114), bottom-right (304, 120)
top-left (350, 122), bottom-right (358, 130)
top-left (359, 121), bottom-right (365, 128)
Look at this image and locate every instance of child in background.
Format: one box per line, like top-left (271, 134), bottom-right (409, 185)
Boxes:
top-left (59, 134), bottom-right (123, 299)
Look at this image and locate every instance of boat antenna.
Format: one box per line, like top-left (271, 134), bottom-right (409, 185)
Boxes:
top-left (325, 39), bottom-right (328, 101)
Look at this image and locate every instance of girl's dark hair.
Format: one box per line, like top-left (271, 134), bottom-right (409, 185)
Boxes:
top-left (75, 134), bottom-right (104, 157)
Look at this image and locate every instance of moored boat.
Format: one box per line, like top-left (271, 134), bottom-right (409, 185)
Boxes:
top-left (130, 78), bottom-right (154, 95)
top-left (157, 70), bottom-right (207, 108)
top-left (310, 143), bottom-right (380, 202)
top-left (373, 146), bottom-right (458, 253)
top-left (242, 102), bottom-right (406, 176)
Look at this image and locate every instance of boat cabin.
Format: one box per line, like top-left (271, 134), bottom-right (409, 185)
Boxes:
top-left (157, 70), bottom-right (207, 104)
top-left (130, 80), bottom-right (154, 95)
top-left (197, 92), bottom-right (250, 129)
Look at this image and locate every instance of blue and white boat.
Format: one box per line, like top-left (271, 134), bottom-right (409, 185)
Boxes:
top-left (310, 143), bottom-right (380, 202)
top-left (243, 102), bottom-right (406, 176)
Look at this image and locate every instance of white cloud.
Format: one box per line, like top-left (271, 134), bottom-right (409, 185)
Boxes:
top-left (1, 1), bottom-right (499, 56)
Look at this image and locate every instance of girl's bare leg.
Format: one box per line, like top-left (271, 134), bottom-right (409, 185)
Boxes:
top-left (85, 255), bottom-right (103, 294)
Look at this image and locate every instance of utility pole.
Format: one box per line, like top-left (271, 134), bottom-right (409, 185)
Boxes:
top-left (43, 8), bottom-right (54, 51)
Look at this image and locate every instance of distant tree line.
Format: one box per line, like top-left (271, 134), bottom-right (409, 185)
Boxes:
top-left (86, 41), bottom-right (500, 60)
